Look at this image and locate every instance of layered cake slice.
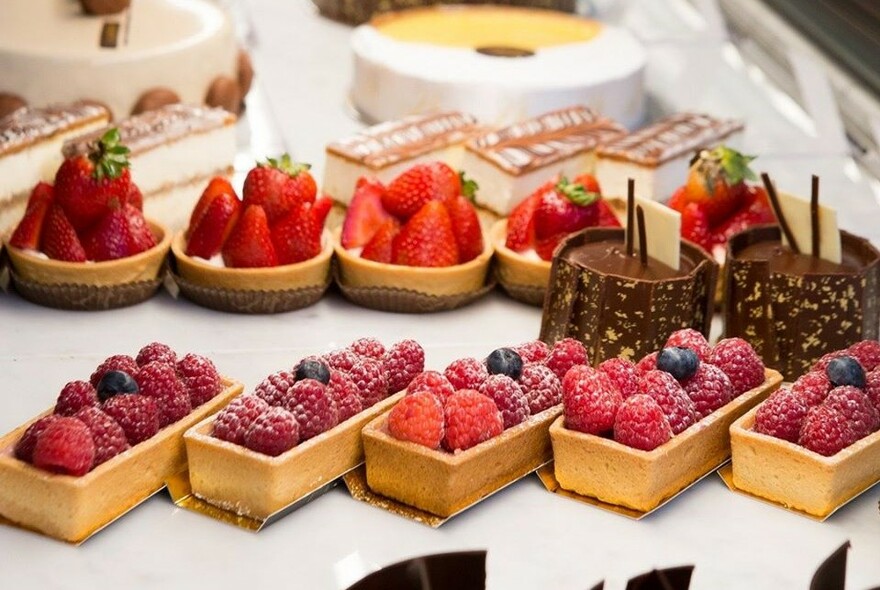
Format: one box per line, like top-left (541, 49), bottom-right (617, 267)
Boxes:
top-left (595, 113), bottom-right (744, 201)
top-left (62, 104), bottom-right (236, 230)
top-left (461, 106), bottom-right (626, 215)
top-left (0, 101), bottom-right (110, 231)
top-left (323, 111), bottom-right (482, 205)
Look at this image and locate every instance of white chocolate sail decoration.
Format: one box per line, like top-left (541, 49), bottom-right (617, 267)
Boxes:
top-left (633, 196), bottom-right (681, 271)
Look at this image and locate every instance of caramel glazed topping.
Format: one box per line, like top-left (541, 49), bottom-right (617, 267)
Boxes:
top-left (63, 104), bottom-right (235, 158)
top-left (598, 112), bottom-right (744, 167)
top-left (0, 101), bottom-right (109, 156)
top-left (467, 106), bottom-right (627, 175)
top-left (327, 111), bottom-right (481, 169)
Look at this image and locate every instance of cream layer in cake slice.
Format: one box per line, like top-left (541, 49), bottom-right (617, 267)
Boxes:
top-left (461, 106), bottom-right (625, 215)
top-left (0, 101), bottom-right (110, 232)
top-left (595, 113), bottom-right (744, 201)
top-left (323, 111), bottom-right (482, 205)
top-left (63, 104), bottom-right (237, 231)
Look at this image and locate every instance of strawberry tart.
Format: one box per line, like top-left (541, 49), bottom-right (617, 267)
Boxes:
top-left (0, 342), bottom-right (242, 541)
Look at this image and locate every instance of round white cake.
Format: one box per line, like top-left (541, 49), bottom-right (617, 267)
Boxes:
top-left (351, 6), bottom-right (646, 127)
top-left (0, 0), bottom-right (240, 119)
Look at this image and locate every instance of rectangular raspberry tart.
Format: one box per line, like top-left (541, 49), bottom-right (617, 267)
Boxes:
top-left (595, 113), bottom-right (744, 201)
top-left (323, 111), bottom-right (482, 205)
top-left (461, 106), bottom-right (626, 215)
top-left (0, 101), bottom-right (110, 232)
top-left (62, 104), bottom-right (236, 231)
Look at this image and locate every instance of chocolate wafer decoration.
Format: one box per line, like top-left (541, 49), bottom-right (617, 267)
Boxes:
top-left (636, 205), bottom-right (648, 266)
top-left (761, 172), bottom-right (800, 254)
top-left (811, 175), bottom-right (821, 257)
top-left (626, 178), bottom-right (635, 257)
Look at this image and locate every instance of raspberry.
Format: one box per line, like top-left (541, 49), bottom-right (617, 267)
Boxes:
top-left (443, 390), bottom-right (503, 451)
top-left (598, 358), bottom-right (641, 399)
top-left (90, 355), bottom-right (138, 387)
top-left (387, 391), bottom-right (445, 449)
top-left (613, 394), bottom-right (673, 451)
top-left (790, 371), bottom-right (831, 406)
top-left (102, 395), bottom-right (160, 444)
top-left (254, 371), bottom-right (296, 407)
top-left (407, 370), bottom-right (455, 404)
top-left (562, 364), bottom-right (594, 393)
top-left (635, 352), bottom-right (659, 374)
top-left (709, 338), bottom-right (765, 395)
top-left (349, 358), bottom-right (389, 408)
top-left (847, 340), bottom-right (880, 372)
top-left (518, 363), bottom-right (562, 413)
top-left (563, 368), bottom-right (622, 435)
top-left (282, 378), bottom-right (337, 440)
top-left (135, 342), bottom-right (177, 367)
top-left (515, 340), bottom-right (550, 363)
top-left (323, 349), bottom-right (359, 374)
top-left (545, 338), bottom-right (589, 381)
top-left (754, 388), bottom-right (809, 442)
top-left (665, 328), bottom-right (711, 362)
top-left (74, 407), bottom-right (130, 466)
top-left (479, 374), bottom-right (530, 429)
top-left (824, 386), bottom-right (879, 439)
top-left (327, 370), bottom-right (363, 423)
top-left (177, 353), bottom-right (222, 406)
top-left (212, 396), bottom-right (269, 445)
top-left (383, 339), bottom-right (425, 393)
top-left (54, 380), bottom-right (99, 416)
top-left (32, 417), bottom-right (95, 476)
top-left (243, 407), bottom-right (300, 456)
top-left (681, 363), bottom-right (734, 420)
top-left (14, 415), bottom-right (63, 463)
top-left (444, 358), bottom-right (489, 391)
top-left (865, 369), bottom-right (880, 414)
top-left (136, 362), bottom-right (192, 427)
top-left (799, 405), bottom-right (856, 456)
top-left (811, 350), bottom-right (849, 373)
top-left (640, 370), bottom-right (696, 435)
top-left (349, 337), bottom-right (386, 360)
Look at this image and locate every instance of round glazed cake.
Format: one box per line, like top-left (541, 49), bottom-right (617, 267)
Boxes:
top-left (351, 6), bottom-right (646, 126)
top-left (0, 0), bottom-right (241, 119)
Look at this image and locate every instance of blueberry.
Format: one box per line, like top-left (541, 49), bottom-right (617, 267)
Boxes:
top-left (96, 370), bottom-right (139, 401)
top-left (656, 347), bottom-right (699, 381)
top-left (486, 348), bottom-right (524, 380)
top-left (826, 356), bottom-right (866, 388)
top-left (295, 359), bottom-right (331, 385)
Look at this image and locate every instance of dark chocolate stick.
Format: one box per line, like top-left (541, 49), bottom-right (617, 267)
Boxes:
top-left (761, 172), bottom-right (800, 254)
top-left (636, 205), bottom-right (648, 266)
top-left (811, 175), bottom-right (820, 258)
top-left (626, 178), bottom-right (635, 257)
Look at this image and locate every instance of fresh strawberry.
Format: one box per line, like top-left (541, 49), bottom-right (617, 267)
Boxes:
top-left (222, 205), bottom-right (278, 268)
top-left (681, 202), bottom-right (713, 251)
top-left (667, 186), bottom-right (688, 212)
top-left (311, 195), bottom-right (333, 228)
top-left (242, 154), bottom-right (316, 223)
top-left (40, 204), bottom-right (87, 262)
top-left (188, 177), bottom-right (237, 236)
top-left (82, 208), bottom-right (132, 261)
top-left (709, 185), bottom-right (776, 246)
top-left (505, 191), bottom-right (542, 252)
top-left (382, 162), bottom-right (460, 220)
top-left (392, 201), bottom-right (459, 267)
top-left (271, 202), bottom-right (322, 264)
top-left (9, 182), bottom-right (54, 250)
top-left (444, 182), bottom-right (484, 263)
top-left (126, 184), bottom-right (143, 211)
top-left (341, 177), bottom-right (394, 249)
top-left (682, 146), bottom-right (756, 225)
top-left (596, 199), bottom-right (622, 228)
top-left (123, 204), bottom-right (156, 254)
top-left (361, 218), bottom-right (399, 263)
top-left (54, 128), bottom-right (132, 231)
top-left (185, 189), bottom-right (241, 259)
top-left (533, 177), bottom-right (601, 261)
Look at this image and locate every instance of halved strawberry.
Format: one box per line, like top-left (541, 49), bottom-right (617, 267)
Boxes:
top-left (40, 205), bottom-right (86, 262)
top-left (682, 146), bottom-right (756, 225)
top-left (271, 203), bottom-right (323, 265)
top-left (340, 177), bottom-right (394, 249)
top-left (444, 188), bottom-right (484, 264)
top-left (709, 185), bottom-right (776, 246)
top-left (123, 204), bottom-right (157, 255)
top-left (667, 186), bottom-right (688, 212)
top-left (392, 201), bottom-right (459, 267)
top-left (681, 202), bottom-right (712, 252)
top-left (9, 182), bottom-right (54, 250)
top-left (82, 208), bottom-right (132, 261)
top-left (242, 154), bottom-right (316, 223)
top-left (596, 199), bottom-right (622, 228)
top-left (188, 177), bottom-right (236, 236)
top-left (222, 205), bottom-right (278, 268)
top-left (311, 195), bottom-right (333, 228)
top-left (382, 162), bottom-right (460, 220)
top-left (361, 219), bottom-right (400, 263)
top-left (185, 190), bottom-right (241, 259)
top-left (505, 190), bottom-right (544, 252)
top-left (533, 177), bottom-right (601, 261)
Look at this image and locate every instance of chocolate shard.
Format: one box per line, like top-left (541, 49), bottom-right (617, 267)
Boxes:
top-left (810, 541), bottom-right (849, 590)
top-left (346, 551), bottom-right (487, 590)
top-left (625, 566), bottom-right (694, 590)
top-left (589, 582), bottom-right (605, 590)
